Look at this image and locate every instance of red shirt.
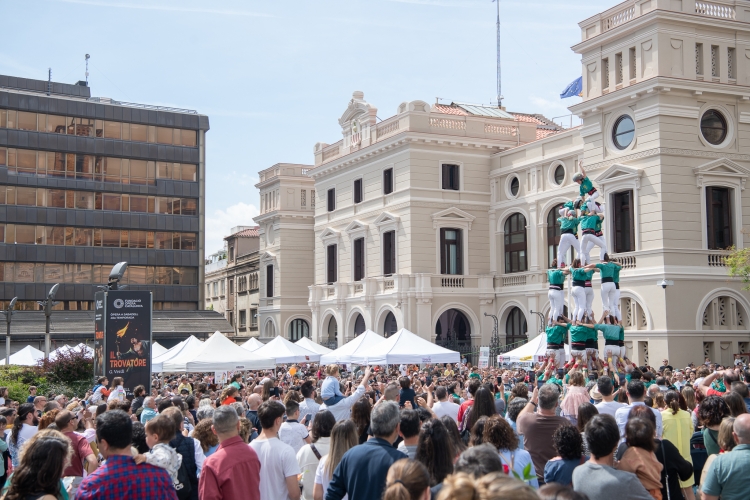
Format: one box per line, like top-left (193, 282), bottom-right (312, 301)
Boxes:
top-left (198, 435), bottom-right (261, 500)
top-left (64, 431), bottom-right (94, 477)
top-left (221, 397), bottom-right (237, 406)
top-left (457, 399), bottom-right (474, 424)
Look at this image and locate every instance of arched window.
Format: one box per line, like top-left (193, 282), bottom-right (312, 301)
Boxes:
top-left (264, 320), bottom-right (276, 338)
top-left (504, 213), bottom-right (527, 273)
top-left (354, 314), bottom-right (366, 336)
top-left (289, 319), bottom-right (309, 341)
top-left (435, 309), bottom-right (471, 350)
top-left (547, 204), bottom-right (563, 268)
top-left (702, 296), bottom-right (745, 330)
top-left (505, 307), bottom-right (527, 345)
top-left (383, 312), bottom-right (398, 337)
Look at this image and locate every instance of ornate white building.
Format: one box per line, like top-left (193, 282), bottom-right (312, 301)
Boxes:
top-left (256, 0), bottom-right (750, 367)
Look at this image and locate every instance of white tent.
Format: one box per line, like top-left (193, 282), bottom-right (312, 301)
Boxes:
top-left (162, 332), bottom-right (275, 371)
top-left (253, 336), bottom-right (321, 364)
top-left (497, 334), bottom-right (571, 364)
top-left (152, 336), bottom-right (202, 372)
top-left (320, 330), bottom-right (385, 365)
top-left (294, 337), bottom-right (333, 355)
top-left (152, 342), bottom-right (168, 357)
top-left (0, 345), bottom-right (45, 366)
top-left (49, 343), bottom-right (94, 361)
top-left (350, 329), bottom-right (460, 365)
top-left (240, 338), bottom-right (265, 352)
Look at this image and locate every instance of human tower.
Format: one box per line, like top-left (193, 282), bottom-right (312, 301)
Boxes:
top-left (544, 167), bottom-right (625, 377)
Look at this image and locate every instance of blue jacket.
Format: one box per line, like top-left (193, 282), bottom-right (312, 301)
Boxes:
top-left (325, 438), bottom-right (407, 500)
top-left (140, 407), bottom-right (157, 424)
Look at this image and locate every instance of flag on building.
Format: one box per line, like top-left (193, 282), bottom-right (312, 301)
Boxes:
top-left (560, 76), bottom-right (583, 98)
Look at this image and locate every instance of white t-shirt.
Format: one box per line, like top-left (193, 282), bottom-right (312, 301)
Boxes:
top-left (314, 454), bottom-right (348, 500)
top-left (594, 400), bottom-right (625, 418)
top-left (279, 421), bottom-right (309, 454)
top-left (432, 400), bottom-right (460, 423)
top-left (249, 437), bottom-right (301, 500)
top-left (107, 385), bottom-right (126, 402)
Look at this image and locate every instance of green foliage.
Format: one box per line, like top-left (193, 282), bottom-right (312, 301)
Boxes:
top-left (726, 247), bottom-right (750, 290)
top-left (37, 346), bottom-right (94, 385)
top-left (0, 365), bottom-right (48, 401)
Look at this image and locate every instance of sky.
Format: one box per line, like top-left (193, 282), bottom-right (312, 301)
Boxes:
top-left (1, 0), bottom-right (614, 253)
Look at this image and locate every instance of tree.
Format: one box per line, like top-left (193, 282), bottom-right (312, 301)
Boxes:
top-left (726, 247), bottom-right (750, 290)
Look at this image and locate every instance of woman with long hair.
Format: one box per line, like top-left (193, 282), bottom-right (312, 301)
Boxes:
top-left (661, 390), bottom-right (695, 500)
top-left (219, 386), bottom-right (238, 406)
top-left (313, 420), bottom-right (358, 500)
top-left (617, 417), bottom-right (664, 499)
top-left (106, 377), bottom-right (125, 403)
top-left (261, 379), bottom-right (274, 402)
top-left (483, 414), bottom-right (539, 488)
top-left (461, 387), bottom-right (496, 434)
top-left (415, 418), bottom-right (455, 487)
top-left (469, 416), bottom-right (489, 447)
top-left (350, 398), bottom-right (372, 444)
top-left (576, 402), bottom-right (598, 456)
top-left (439, 415), bottom-right (466, 457)
top-left (383, 459), bottom-right (430, 500)
top-left (722, 392), bottom-right (747, 417)
top-left (560, 371), bottom-right (590, 426)
top-left (3, 429), bottom-right (72, 500)
top-left (298, 410), bottom-right (335, 500)
top-left (9, 403), bottom-right (38, 469)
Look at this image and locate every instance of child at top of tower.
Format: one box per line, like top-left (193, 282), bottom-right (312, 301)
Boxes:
top-left (572, 165), bottom-right (599, 213)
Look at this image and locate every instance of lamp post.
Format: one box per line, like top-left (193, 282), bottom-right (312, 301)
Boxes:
top-left (37, 284), bottom-right (60, 358)
top-left (529, 310), bottom-right (546, 334)
top-left (2, 297), bottom-right (17, 365)
top-left (484, 312), bottom-right (500, 366)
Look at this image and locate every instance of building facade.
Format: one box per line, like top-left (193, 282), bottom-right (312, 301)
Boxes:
top-left (259, 0), bottom-right (750, 368)
top-left (204, 226), bottom-right (260, 338)
top-left (0, 74), bottom-right (208, 311)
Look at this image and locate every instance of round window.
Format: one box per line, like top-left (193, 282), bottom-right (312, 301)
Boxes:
top-left (510, 177), bottom-right (520, 196)
top-left (701, 110), bottom-right (728, 145)
top-left (612, 115), bottom-right (635, 150)
top-left (554, 165), bottom-right (565, 185)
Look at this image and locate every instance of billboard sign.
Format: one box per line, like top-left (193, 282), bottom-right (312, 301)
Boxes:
top-left (104, 290), bottom-right (152, 393)
top-left (94, 291), bottom-right (105, 377)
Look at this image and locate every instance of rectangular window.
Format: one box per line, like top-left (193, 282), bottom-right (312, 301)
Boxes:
top-left (711, 45), bottom-right (718, 77)
top-left (239, 310), bottom-right (246, 328)
top-left (220, 280), bottom-right (225, 295)
top-left (228, 312), bottom-right (234, 327)
top-left (251, 309), bottom-right (258, 327)
top-left (706, 187), bottom-right (732, 249)
top-left (383, 168), bottom-right (393, 195)
top-left (266, 265), bottom-right (274, 297)
top-left (327, 188), bottom-right (336, 212)
top-left (354, 237), bottom-right (365, 281)
top-left (440, 228), bottom-right (463, 275)
top-left (229, 279), bottom-right (234, 294)
top-left (442, 164), bottom-right (459, 191)
top-left (327, 244), bottom-right (338, 284)
top-left (615, 52), bottom-right (623, 85)
top-left (383, 230), bottom-right (396, 276)
top-left (613, 190), bottom-right (635, 253)
top-left (353, 179), bottom-right (363, 204)
top-left (602, 58), bottom-right (610, 89)
top-left (17, 112), bottom-right (37, 132)
top-left (728, 47), bottom-right (736, 79)
top-left (629, 47), bottom-right (637, 80)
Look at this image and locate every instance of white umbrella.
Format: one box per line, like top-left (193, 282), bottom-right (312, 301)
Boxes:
top-left (162, 331), bottom-right (275, 371)
top-left (319, 330), bottom-right (384, 365)
top-left (497, 334), bottom-right (570, 364)
top-left (0, 345), bottom-right (45, 366)
top-left (253, 336), bottom-right (321, 364)
top-left (152, 336), bottom-right (203, 372)
top-left (152, 342), bottom-right (168, 357)
top-left (294, 337), bottom-right (333, 355)
top-left (241, 337), bottom-right (266, 352)
top-left (350, 329), bottom-right (460, 365)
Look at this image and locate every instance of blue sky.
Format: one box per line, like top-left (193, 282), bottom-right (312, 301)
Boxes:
top-left (2, 0), bottom-right (613, 252)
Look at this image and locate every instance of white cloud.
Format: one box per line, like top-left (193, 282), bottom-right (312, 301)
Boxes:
top-left (205, 202), bottom-right (260, 255)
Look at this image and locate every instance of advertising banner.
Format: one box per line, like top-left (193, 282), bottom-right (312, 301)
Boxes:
top-left (94, 292), bottom-right (105, 377)
top-left (479, 347), bottom-right (490, 368)
top-left (104, 290), bottom-right (152, 393)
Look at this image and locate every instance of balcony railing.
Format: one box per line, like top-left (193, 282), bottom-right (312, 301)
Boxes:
top-left (618, 255), bottom-right (637, 269)
top-left (708, 251), bottom-right (730, 267)
top-left (502, 274), bottom-right (527, 287)
top-left (441, 277), bottom-right (464, 288)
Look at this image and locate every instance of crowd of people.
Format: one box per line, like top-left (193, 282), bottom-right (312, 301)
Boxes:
top-left (0, 355), bottom-right (747, 500)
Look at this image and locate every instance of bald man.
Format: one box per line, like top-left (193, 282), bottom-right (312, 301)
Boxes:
top-left (701, 413), bottom-right (750, 500)
top-left (245, 393), bottom-right (262, 434)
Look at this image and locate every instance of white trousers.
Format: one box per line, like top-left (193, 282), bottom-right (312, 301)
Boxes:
top-left (601, 282), bottom-right (618, 317)
top-left (548, 288), bottom-right (565, 323)
top-left (580, 233), bottom-right (607, 265)
top-left (557, 234), bottom-right (580, 267)
top-left (613, 286), bottom-right (622, 321)
top-left (586, 190), bottom-right (600, 213)
top-left (585, 286), bottom-right (594, 318)
top-left (545, 348), bottom-right (566, 369)
top-left (572, 286), bottom-right (586, 321)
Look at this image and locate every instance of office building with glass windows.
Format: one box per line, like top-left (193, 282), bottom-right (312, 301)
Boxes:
top-left (0, 74), bottom-right (208, 312)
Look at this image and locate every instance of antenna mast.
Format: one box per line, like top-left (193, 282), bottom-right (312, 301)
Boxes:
top-left (47, 68), bottom-right (51, 96)
top-left (495, 0), bottom-right (502, 107)
top-left (85, 54), bottom-right (90, 85)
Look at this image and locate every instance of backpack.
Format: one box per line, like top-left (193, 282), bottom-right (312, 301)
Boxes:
top-left (174, 460), bottom-right (193, 500)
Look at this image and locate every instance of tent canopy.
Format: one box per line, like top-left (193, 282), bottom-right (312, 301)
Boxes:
top-left (253, 336), bottom-right (321, 364)
top-left (162, 332), bottom-right (275, 372)
top-left (319, 330), bottom-right (384, 365)
top-left (152, 336), bottom-right (202, 372)
top-left (152, 342), bottom-right (168, 357)
top-left (49, 343), bottom-right (93, 361)
top-left (240, 338), bottom-right (265, 352)
top-left (294, 337), bottom-right (332, 355)
top-left (497, 335), bottom-right (570, 364)
top-left (350, 329), bottom-right (459, 365)
top-left (0, 345), bottom-right (45, 366)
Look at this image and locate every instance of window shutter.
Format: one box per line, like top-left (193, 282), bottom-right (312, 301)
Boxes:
top-left (354, 179), bottom-right (362, 204)
top-left (384, 168), bottom-right (393, 194)
top-left (442, 165), bottom-right (449, 190)
top-left (354, 238), bottom-right (363, 281)
top-left (439, 228), bottom-right (446, 274)
top-left (455, 229), bottom-right (463, 274)
top-left (327, 188), bottom-right (335, 212)
top-left (327, 244), bottom-right (337, 283)
top-left (266, 265), bottom-right (273, 297)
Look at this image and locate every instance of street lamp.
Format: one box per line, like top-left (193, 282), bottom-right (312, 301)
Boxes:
top-left (37, 284), bottom-right (60, 358)
top-left (529, 310), bottom-right (546, 334)
top-left (108, 262), bottom-right (128, 290)
top-left (484, 312), bottom-right (500, 365)
top-left (1, 297), bottom-right (17, 365)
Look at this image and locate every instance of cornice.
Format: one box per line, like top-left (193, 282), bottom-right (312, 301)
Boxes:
top-left (582, 147), bottom-right (750, 173)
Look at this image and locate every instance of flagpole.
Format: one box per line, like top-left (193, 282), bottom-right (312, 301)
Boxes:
top-left (495, 0), bottom-right (502, 107)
